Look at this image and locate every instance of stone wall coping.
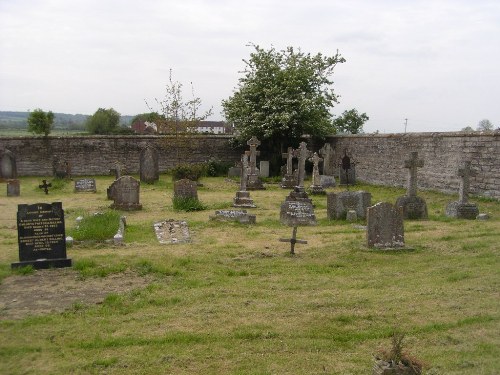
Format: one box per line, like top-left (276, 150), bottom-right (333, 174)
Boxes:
top-left (328, 131), bottom-right (499, 139)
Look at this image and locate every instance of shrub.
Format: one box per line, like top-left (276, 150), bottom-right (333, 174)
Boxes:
top-left (204, 158), bottom-right (232, 177)
top-left (172, 197), bottom-right (206, 211)
top-left (171, 164), bottom-right (206, 181)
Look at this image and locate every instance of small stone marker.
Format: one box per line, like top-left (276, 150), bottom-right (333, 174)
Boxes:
top-left (308, 152), bottom-right (325, 195)
top-left (140, 146), bottom-right (159, 183)
top-left (153, 219), bottom-right (191, 244)
top-left (395, 151), bottom-right (428, 219)
top-left (7, 179), bottom-right (20, 197)
top-left (327, 191), bottom-right (372, 220)
top-left (174, 178), bottom-right (198, 200)
top-left (281, 146), bottom-right (296, 189)
top-left (366, 202), bottom-right (405, 249)
top-left (246, 136), bottom-right (265, 190)
top-left (12, 202), bottom-right (72, 269)
top-left (39, 179), bottom-right (52, 194)
top-left (259, 161), bottom-right (270, 178)
top-left (446, 161), bottom-right (479, 219)
top-left (0, 149), bottom-right (17, 179)
top-left (74, 178), bottom-right (96, 193)
top-left (210, 210), bottom-right (256, 224)
top-left (233, 154), bottom-right (256, 208)
top-left (339, 150), bottom-right (356, 186)
top-left (109, 176), bottom-right (142, 210)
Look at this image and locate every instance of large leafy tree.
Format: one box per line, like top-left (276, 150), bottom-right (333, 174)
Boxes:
top-left (86, 108), bottom-right (121, 134)
top-left (27, 108), bottom-right (54, 136)
top-left (222, 44), bottom-right (345, 165)
top-left (333, 108), bottom-right (369, 134)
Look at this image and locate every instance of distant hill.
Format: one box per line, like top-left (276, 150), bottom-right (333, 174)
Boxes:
top-left (0, 111), bottom-right (134, 130)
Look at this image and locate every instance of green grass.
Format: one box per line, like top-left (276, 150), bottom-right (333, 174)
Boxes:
top-left (0, 176), bottom-right (499, 374)
top-left (69, 210), bottom-right (122, 241)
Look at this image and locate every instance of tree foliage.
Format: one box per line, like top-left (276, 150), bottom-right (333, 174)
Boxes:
top-left (86, 108), bottom-right (121, 134)
top-left (27, 108), bottom-right (54, 136)
top-left (476, 119), bottom-right (493, 132)
top-left (222, 44), bottom-right (345, 151)
top-left (333, 108), bottom-right (369, 134)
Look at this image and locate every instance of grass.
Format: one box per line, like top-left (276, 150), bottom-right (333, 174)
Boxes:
top-left (0, 176), bottom-right (499, 374)
top-left (69, 210), bottom-right (123, 241)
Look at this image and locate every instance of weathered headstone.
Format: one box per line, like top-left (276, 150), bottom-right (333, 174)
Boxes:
top-left (279, 200), bottom-right (316, 254)
top-left (308, 152), bottom-right (325, 195)
top-left (210, 210), bottom-right (256, 224)
top-left (39, 180), bottom-right (51, 194)
top-left (7, 179), bottom-right (20, 197)
top-left (286, 142), bottom-right (312, 202)
top-left (395, 151), bottom-right (428, 219)
top-left (259, 161), bottom-right (270, 178)
top-left (12, 202), bottom-right (72, 269)
top-left (446, 161), bottom-right (479, 219)
top-left (233, 154), bottom-right (256, 208)
top-left (1, 149), bottom-right (17, 179)
top-left (139, 146), bottom-right (159, 183)
top-left (319, 143), bottom-right (335, 176)
top-left (74, 178), bottom-right (96, 193)
top-left (246, 136), bottom-right (265, 190)
top-left (281, 146), bottom-right (297, 188)
top-left (339, 150), bottom-right (356, 186)
top-left (327, 191), bottom-right (372, 220)
top-left (174, 178), bottom-right (198, 200)
top-left (109, 176), bottom-right (142, 210)
top-left (153, 219), bottom-right (191, 244)
top-left (366, 202), bottom-right (405, 249)
top-left (227, 165), bottom-right (241, 177)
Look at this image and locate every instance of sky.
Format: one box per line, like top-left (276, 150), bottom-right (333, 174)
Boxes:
top-left (1, 0), bottom-right (499, 133)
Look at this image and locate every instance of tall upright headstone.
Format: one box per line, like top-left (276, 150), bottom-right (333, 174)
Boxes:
top-left (339, 150), bottom-right (356, 186)
top-left (140, 146), bottom-right (159, 183)
top-left (12, 202), bottom-right (72, 269)
top-left (246, 136), bottom-right (265, 190)
top-left (233, 153), bottom-right (256, 208)
top-left (446, 161), bottom-right (479, 219)
top-left (308, 152), bottom-right (325, 195)
top-left (281, 146), bottom-right (297, 189)
top-left (319, 143), bottom-right (336, 188)
top-left (109, 176), bottom-right (142, 210)
top-left (395, 151), bottom-right (428, 219)
top-left (286, 142), bottom-right (312, 202)
top-left (0, 149), bottom-right (17, 180)
top-left (366, 202), bottom-right (405, 249)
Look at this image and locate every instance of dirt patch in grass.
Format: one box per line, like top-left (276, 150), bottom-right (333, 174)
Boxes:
top-left (0, 268), bottom-right (152, 320)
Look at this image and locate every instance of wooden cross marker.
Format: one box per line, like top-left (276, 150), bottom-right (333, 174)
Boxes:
top-left (279, 226), bottom-right (307, 255)
top-left (38, 179), bottom-right (52, 194)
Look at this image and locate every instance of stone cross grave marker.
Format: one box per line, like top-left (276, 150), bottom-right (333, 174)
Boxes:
top-left (281, 146), bottom-right (297, 189)
top-left (233, 154), bottom-right (256, 208)
top-left (245, 136), bottom-right (265, 190)
top-left (140, 146), bottom-right (159, 184)
top-left (109, 176), bottom-right (142, 210)
top-left (12, 202), bottom-right (72, 269)
top-left (283, 146), bottom-right (294, 175)
top-left (404, 151), bottom-right (424, 198)
top-left (293, 142), bottom-right (312, 189)
top-left (458, 160), bottom-right (476, 204)
top-left (308, 152), bottom-right (325, 194)
top-left (74, 178), bottom-right (96, 193)
top-left (240, 153), bottom-right (248, 191)
top-left (39, 180), bottom-right (51, 194)
top-left (366, 202), bottom-right (405, 249)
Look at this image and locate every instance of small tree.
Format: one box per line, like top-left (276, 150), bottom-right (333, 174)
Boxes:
top-left (333, 108), bottom-right (369, 134)
top-left (27, 108), bottom-right (54, 136)
top-left (461, 126), bottom-right (475, 132)
top-left (86, 108), bottom-right (121, 134)
top-left (476, 119), bottom-right (493, 132)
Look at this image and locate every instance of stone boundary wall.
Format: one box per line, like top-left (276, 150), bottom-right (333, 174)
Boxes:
top-left (0, 135), bottom-right (242, 177)
top-left (326, 131), bottom-right (500, 199)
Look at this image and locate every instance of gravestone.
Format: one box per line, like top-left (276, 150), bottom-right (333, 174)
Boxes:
top-left (12, 202), bottom-right (72, 269)
top-left (109, 161), bottom-right (126, 180)
top-left (7, 179), bottom-right (20, 197)
top-left (246, 136), bottom-right (265, 190)
top-left (109, 176), bottom-right (142, 210)
top-left (74, 178), bottom-right (96, 193)
top-left (227, 166), bottom-right (241, 177)
top-left (339, 150), bottom-right (356, 186)
top-left (1, 149), bottom-right (17, 179)
top-left (140, 146), bottom-right (159, 183)
top-left (366, 202), bottom-right (405, 249)
top-left (327, 191), bottom-right (372, 220)
top-left (233, 154), bottom-right (256, 208)
top-left (174, 178), bottom-right (198, 200)
top-left (319, 143), bottom-right (336, 187)
top-left (308, 152), bottom-right (325, 195)
top-left (259, 161), bottom-right (270, 178)
top-left (39, 180), bottom-right (51, 194)
top-left (210, 210), bottom-right (256, 224)
top-left (446, 161), bottom-right (479, 219)
top-left (395, 151), bottom-right (428, 219)
top-left (281, 146), bottom-right (297, 188)
top-left (53, 159), bottom-right (71, 179)
top-left (279, 200), bottom-right (316, 254)
top-left (286, 142), bottom-right (312, 203)
top-left (153, 219), bottom-right (191, 244)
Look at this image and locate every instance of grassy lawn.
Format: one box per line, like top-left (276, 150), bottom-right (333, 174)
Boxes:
top-left (0, 176), bottom-right (499, 374)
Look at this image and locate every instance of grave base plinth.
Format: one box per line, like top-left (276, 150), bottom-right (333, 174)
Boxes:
top-left (11, 258), bottom-right (72, 270)
top-left (446, 201), bottom-right (479, 219)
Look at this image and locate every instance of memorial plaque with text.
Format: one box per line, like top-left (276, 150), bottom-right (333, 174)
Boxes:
top-left (280, 200), bottom-right (317, 227)
top-left (12, 202), bottom-right (72, 269)
top-left (74, 178), bottom-right (97, 193)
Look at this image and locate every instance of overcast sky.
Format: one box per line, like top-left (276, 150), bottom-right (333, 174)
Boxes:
top-left (1, 0), bottom-right (499, 133)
